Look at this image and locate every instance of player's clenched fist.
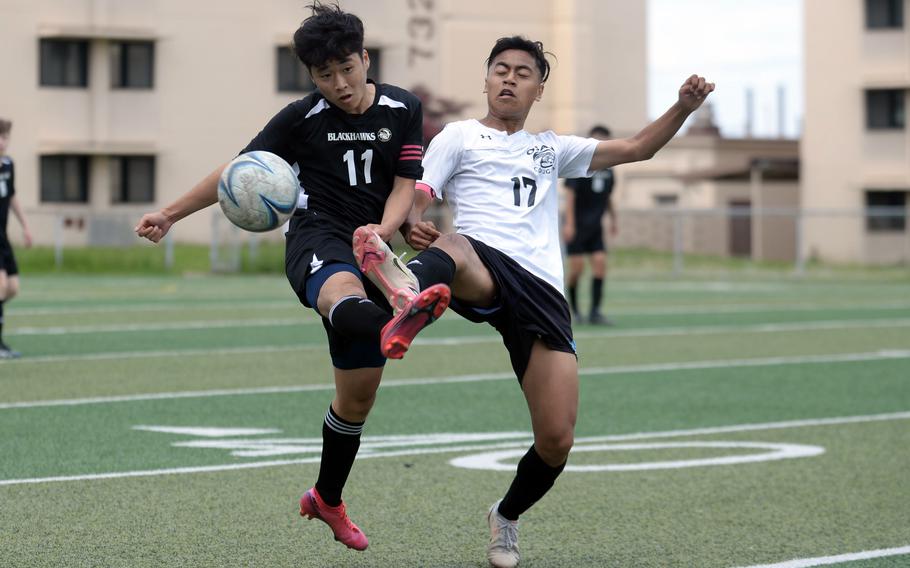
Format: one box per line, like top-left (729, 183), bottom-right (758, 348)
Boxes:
top-left (678, 75), bottom-right (715, 112)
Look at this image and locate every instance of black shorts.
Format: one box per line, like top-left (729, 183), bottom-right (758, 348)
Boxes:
top-left (0, 241), bottom-right (18, 276)
top-left (285, 211), bottom-right (391, 370)
top-left (450, 236), bottom-right (576, 382)
top-left (566, 220), bottom-right (605, 255)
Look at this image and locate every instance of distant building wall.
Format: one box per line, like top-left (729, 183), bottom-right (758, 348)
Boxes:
top-left (0, 0), bottom-right (646, 245)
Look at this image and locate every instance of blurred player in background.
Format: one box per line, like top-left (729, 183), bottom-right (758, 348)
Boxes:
top-left (359, 36), bottom-right (713, 567)
top-left (563, 125), bottom-right (617, 325)
top-left (135, 2), bottom-right (448, 552)
top-left (0, 119), bottom-right (33, 359)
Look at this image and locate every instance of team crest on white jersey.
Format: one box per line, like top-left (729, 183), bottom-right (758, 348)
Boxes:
top-left (527, 145), bottom-right (556, 174)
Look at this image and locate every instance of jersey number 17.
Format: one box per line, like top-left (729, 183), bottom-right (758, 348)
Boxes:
top-left (511, 176), bottom-right (537, 207)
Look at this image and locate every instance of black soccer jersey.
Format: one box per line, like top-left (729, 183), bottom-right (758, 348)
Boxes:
top-left (0, 157), bottom-right (14, 240)
top-left (241, 81), bottom-right (423, 237)
top-left (565, 168), bottom-right (614, 226)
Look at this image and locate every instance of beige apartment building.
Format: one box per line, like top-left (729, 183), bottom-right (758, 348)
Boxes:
top-left (0, 0), bottom-right (646, 246)
top-left (803, 0), bottom-right (910, 264)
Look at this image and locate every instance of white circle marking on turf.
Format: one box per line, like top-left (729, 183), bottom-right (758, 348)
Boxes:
top-left (448, 441), bottom-right (825, 472)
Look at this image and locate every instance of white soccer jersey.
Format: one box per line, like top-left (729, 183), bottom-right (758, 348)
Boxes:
top-left (419, 119), bottom-right (598, 294)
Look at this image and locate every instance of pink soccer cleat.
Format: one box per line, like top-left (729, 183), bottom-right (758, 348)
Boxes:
top-left (352, 226), bottom-right (420, 313)
top-left (379, 283), bottom-right (450, 359)
top-left (299, 487), bottom-right (369, 551)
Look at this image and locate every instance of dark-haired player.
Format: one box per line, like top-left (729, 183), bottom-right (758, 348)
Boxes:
top-left (135, 2), bottom-right (449, 551)
top-left (563, 124), bottom-right (617, 325)
top-left (358, 36), bottom-right (713, 567)
top-left (0, 118), bottom-right (33, 359)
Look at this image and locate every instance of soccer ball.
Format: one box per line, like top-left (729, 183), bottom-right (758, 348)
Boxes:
top-left (217, 151), bottom-right (299, 232)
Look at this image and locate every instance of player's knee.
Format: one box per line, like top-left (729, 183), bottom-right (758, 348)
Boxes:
top-left (535, 428), bottom-right (574, 463)
top-left (335, 391), bottom-right (377, 421)
top-left (431, 233), bottom-right (470, 265)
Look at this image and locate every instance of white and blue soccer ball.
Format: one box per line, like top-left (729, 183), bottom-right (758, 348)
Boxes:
top-left (217, 151), bottom-right (299, 232)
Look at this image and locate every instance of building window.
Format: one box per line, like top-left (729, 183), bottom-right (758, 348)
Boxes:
top-left (41, 155), bottom-right (89, 203)
top-left (654, 194), bottom-right (678, 207)
top-left (276, 46), bottom-right (381, 92)
top-left (866, 89), bottom-right (906, 129)
top-left (276, 47), bottom-right (314, 92)
top-left (39, 39), bottom-right (89, 87)
top-left (866, 0), bottom-right (904, 29)
top-left (111, 156), bottom-right (155, 203)
top-left (365, 47), bottom-right (381, 83)
top-left (865, 190), bottom-right (907, 232)
top-left (111, 42), bottom-right (154, 89)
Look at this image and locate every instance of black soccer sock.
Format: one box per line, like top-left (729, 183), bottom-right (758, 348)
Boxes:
top-left (407, 247), bottom-right (456, 290)
top-left (315, 405), bottom-right (365, 507)
top-left (328, 296), bottom-right (392, 341)
top-left (591, 278), bottom-right (604, 314)
top-left (567, 285), bottom-right (578, 314)
top-left (497, 445), bottom-right (566, 521)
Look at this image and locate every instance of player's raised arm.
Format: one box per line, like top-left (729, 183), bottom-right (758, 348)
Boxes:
top-left (134, 163), bottom-right (227, 243)
top-left (589, 75), bottom-right (715, 170)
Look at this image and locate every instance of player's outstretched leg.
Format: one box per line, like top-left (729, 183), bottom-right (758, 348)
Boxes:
top-left (486, 500), bottom-right (520, 568)
top-left (299, 487), bottom-right (369, 551)
top-left (379, 283), bottom-right (449, 358)
top-left (353, 226), bottom-right (420, 313)
top-left (353, 227), bottom-right (451, 359)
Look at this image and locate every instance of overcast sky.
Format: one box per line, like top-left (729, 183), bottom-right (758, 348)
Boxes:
top-left (648, 0), bottom-right (803, 139)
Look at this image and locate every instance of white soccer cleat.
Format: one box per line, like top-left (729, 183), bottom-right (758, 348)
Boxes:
top-left (352, 227), bottom-right (420, 313)
top-left (486, 500), bottom-right (520, 568)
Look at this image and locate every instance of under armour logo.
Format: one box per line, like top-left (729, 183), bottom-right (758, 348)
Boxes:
top-left (310, 254), bottom-right (324, 274)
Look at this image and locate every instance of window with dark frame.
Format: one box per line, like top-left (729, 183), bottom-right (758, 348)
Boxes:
top-left (41, 155), bottom-right (90, 203)
top-left (276, 46), bottom-right (382, 93)
top-left (654, 194), bottom-right (679, 207)
top-left (39, 39), bottom-right (89, 87)
top-left (111, 156), bottom-right (155, 204)
top-left (365, 47), bottom-right (381, 83)
top-left (111, 41), bottom-right (154, 89)
top-left (865, 190), bottom-right (907, 232)
top-left (866, 0), bottom-right (904, 28)
top-left (277, 47), bottom-right (315, 93)
top-left (866, 89), bottom-right (906, 129)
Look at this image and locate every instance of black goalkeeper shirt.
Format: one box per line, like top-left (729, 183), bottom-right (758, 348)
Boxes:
top-left (241, 81), bottom-right (424, 237)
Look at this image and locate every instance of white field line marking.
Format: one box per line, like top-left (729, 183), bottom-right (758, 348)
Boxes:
top-left (9, 318), bottom-right (316, 336)
top-left (5, 318), bottom-right (910, 365)
top-left (10, 303), bottom-right (910, 335)
top-left (450, 441), bottom-right (826, 472)
top-left (1, 411), bottom-right (907, 487)
top-left (132, 426), bottom-right (282, 437)
top-left (11, 299), bottom-right (910, 319)
top-left (10, 301), bottom-right (295, 316)
top-left (2, 349), bottom-right (909, 410)
top-left (731, 545), bottom-right (910, 568)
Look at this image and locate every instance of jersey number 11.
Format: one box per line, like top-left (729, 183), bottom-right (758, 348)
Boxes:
top-left (343, 149), bottom-right (373, 186)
